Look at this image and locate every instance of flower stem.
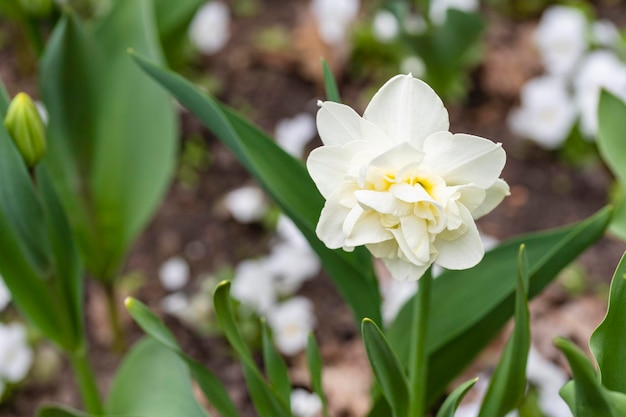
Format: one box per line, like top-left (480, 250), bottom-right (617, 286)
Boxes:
top-left (68, 347), bottom-right (103, 415)
top-left (409, 269), bottom-right (433, 417)
top-left (104, 283), bottom-right (125, 353)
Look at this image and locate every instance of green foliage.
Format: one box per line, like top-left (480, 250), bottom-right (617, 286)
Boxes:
top-left (385, 207), bottom-right (611, 408)
top-left (153, 0), bottom-right (203, 68)
top-left (362, 318), bottom-right (410, 417)
top-left (0, 99), bottom-right (83, 351)
top-left (40, 0), bottom-right (177, 283)
top-left (321, 58), bottom-right (341, 103)
top-left (435, 378), bottom-right (478, 417)
top-left (262, 321), bottom-right (291, 407)
top-left (106, 338), bottom-right (210, 417)
top-left (37, 405), bottom-right (95, 417)
top-left (307, 334), bottom-right (330, 417)
top-left (132, 53), bottom-right (383, 326)
top-left (478, 245), bottom-right (531, 417)
top-left (597, 90), bottom-right (626, 241)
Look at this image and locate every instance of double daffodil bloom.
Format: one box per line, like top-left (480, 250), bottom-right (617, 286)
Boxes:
top-left (307, 74), bottom-right (509, 281)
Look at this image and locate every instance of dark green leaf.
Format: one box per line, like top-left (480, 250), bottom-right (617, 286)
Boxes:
top-left (106, 338), bottom-right (210, 417)
top-left (554, 337), bottom-right (615, 417)
top-left (125, 297), bottom-right (180, 352)
top-left (590, 251), bottom-right (626, 394)
top-left (362, 318), bottom-right (409, 417)
top-left (598, 90), bottom-right (626, 241)
top-left (262, 321), bottom-right (291, 407)
top-left (0, 76), bottom-right (9, 116)
top-left (132, 53), bottom-right (382, 326)
top-left (307, 334), bottom-right (329, 417)
top-left (478, 245), bottom-right (530, 417)
top-left (386, 207), bottom-right (611, 407)
top-left (153, 0), bottom-right (202, 40)
top-left (242, 361), bottom-right (292, 417)
top-left (37, 405), bottom-right (95, 417)
top-left (321, 58), bottom-right (341, 103)
top-left (435, 378), bottom-right (479, 417)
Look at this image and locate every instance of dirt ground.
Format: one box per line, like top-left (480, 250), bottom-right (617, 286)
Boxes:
top-left (2, 1), bottom-right (626, 416)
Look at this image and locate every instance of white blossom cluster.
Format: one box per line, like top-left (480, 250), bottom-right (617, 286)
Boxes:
top-left (509, 5), bottom-right (626, 148)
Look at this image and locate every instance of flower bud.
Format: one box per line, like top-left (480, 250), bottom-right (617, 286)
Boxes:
top-left (4, 93), bottom-right (47, 168)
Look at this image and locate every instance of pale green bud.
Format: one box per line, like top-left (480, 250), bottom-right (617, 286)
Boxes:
top-left (4, 93), bottom-right (47, 168)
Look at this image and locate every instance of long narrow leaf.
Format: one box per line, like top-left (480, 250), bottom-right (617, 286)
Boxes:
top-left (386, 207), bottom-right (611, 407)
top-left (435, 378), bottom-right (479, 417)
top-left (132, 53), bottom-right (382, 325)
top-left (321, 58), bottom-right (341, 102)
top-left (262, 321), bottom-right (291, 407)
top-left (307, 334), bottom-right (329, 417)
top-left (590, 251), bottom-right (626, 394)
top-left (0, 77), bottom-right (9, 116)
top-left (362, 318), bottom-right (409, 417)
top-left (478, 245), bottom-right (530, 417)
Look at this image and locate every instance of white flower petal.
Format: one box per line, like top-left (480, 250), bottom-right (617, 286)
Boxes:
top-left (316, 199), bottom-right (352, 249)
top-left (382, 257), bottom-right (430, 281)
top-left (471, 179), bottom-right (510, 219)
top-left (363, 74), bottom-right (449, 148)
top-left (307, 145), bottom-right (352, 198)
top-left (366, 141), bottom-right (424, 173)
top-left (317, 101), bottom-right (393, 147)
top-left (345, 210), bottom-right (394, 247)
top-left (423, 132), bottom-right (506, 188)
top-left (434, 207), bottom-right (483, 269)
top-left (355, 190), bottom-right (412, 216)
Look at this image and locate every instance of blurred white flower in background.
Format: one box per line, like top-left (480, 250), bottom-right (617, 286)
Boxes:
top-left (158, 256), bottom-right (190, 291)
top-left (275, 113), bottom-right (317, 159)
top-left (0, 322), bottom-right (33, 384)
top-left (224, 186), bottom-right (269, 223)
top-left (311, 0), bottom-right (360, 45)
top-left (276, 214), bottom-right (310, 248)
top-left (291, 388), bottom-right (323, 417)
top-left (534, 6), bottom-right (587, 76)
top-left (160, 292), bottom-right (190, 317)
top-left (508, 76), bottom-right (576, 149)
top-left (592, 20), bottom-right (621, 48)
top-left (0, 276), bottom-right (10, 312)
top-left (372, 9), bottom-right (399, 43)
top-left (574, 50), bottom-right (626, 138)
top-left (267, 242), bottom-right (320, 296)
top-left (267, 297), bottom-right (315, 355)
top-left (189, 2), bottom-right (231, 55)
top-left (429, 0), bottom-right (479, 26)
top-left (400, 56), bottom-right (426, 79)
top-left (307, 74), bottom-right (508, 281)
top-left (231, 258), bottom-right (276, 314)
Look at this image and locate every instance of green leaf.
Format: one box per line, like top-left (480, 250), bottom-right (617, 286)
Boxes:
top-left (386, 207), bottom-right (611, 407)
top-left (478, 245), bottom-right (530, 417)
top-left (554, 337), bottom-right (616, 417)
top-left (132, 53), bottom-right (382, 326)
top-left (362, 318), bottom-right (409, 417)
top-left (153, 0), bottom-right (202, 40)
top-left (590, 251), bottom-right (626, 393)
top-left (213, 282), bottom-right (291, 417)
top-left (40, 0), bottom-right (177, 283)
top-left (125, 297), bottom-right (241, 417)
top-left (598, 90), bottom-right (626, 241)
top-left (321, 58), bottom-right (341, 102)
top-left (435, 378), bottom-right (479, 417)
top-left (307, 334), bottom-right (330, 417)
top-left (106, 338), bottom-right (210, 417)
top-left (262, 320), bottom-right (291, 407)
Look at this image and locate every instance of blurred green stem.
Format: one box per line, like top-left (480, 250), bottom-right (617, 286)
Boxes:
top-left (104, 283), bottom-right (125, 353)
top-left (408, 269), bottom-right (432, 417)
top-left (69, 347), bottom-right (103, 415)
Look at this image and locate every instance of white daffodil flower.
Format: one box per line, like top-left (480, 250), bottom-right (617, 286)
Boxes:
top-left (267, 297), bottom-right (315, 355)
top-left (189, 2), bottom-right (231, 55)
top-left (231, 258), bottom-right (276, 313)
top-left (508, 76), bottom-right (576, 149)
top-left (534, 6), bottom-right (587, 76)
top-left (574, 50), bottom-right (626, 138)
top-left (0, 322), bottom-right (33, 383)
top-left (291, 388), bottom-right (323, 417)
top-left (307, 74), bottom-right (508, 281)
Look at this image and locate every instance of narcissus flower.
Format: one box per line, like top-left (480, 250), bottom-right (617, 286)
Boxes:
top-left (307, 74), bottom-right (508, 281)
